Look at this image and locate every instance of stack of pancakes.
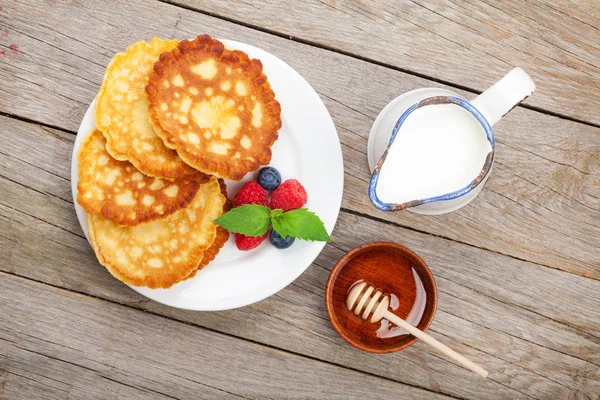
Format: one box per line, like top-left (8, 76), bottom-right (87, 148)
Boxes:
top-left (78, 35), bottom-right (281, 288)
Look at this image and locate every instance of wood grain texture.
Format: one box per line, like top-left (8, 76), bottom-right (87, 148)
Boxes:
top-left (0, 0), bottom-right (598, 278)
top-left (0, 273), bottom-right (453, 400)
top-left (169, 0), bottom-right (600, 125)
top-left (1, 115), bottom-right (599, 399)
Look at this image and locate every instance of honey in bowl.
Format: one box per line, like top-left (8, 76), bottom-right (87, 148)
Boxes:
top-left (325, 242), bottom-right (437, 353)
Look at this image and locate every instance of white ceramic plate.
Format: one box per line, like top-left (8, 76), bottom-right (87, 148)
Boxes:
top-left (71, 39), bottom-right (344, 311)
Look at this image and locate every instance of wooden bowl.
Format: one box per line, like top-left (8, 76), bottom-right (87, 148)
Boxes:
top-left (325, 242), bottom-right (437, 353)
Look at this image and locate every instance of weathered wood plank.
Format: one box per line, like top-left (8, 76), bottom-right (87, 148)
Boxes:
top-left (0, 273), bottom-right (453, 400)
top-left (0, 340), bottom-right (178, 400)
top-left (170, 0), bottom-right (600, 125)
top-left (0, 0), bottom-right (598, 278)
top-left (1, 116), bottom-right (599, 399)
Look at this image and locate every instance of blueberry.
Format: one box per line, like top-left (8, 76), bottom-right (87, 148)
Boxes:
top-left (270, 230), bottom-right (295, 249)
top-left (257, 167), bottom-right (281, 191)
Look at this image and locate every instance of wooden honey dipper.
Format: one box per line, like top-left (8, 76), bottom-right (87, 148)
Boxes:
top-left (347, 281), bottom-right (488, 378)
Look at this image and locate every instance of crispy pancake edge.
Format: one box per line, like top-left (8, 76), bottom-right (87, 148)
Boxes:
top-left (184, 179), bottom-right (231, 280)
top-left (146, 34), bottom-right (282, 181)
top-left (95, 38), bottom-right (198, 180)
top-left (88, 177), bottom-right (226, 289)
top-left (77, 129), bottom-right (210, 226)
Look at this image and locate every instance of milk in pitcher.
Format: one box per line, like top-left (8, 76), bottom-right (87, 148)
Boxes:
top-left (375, 104), bottom-right (492, 205)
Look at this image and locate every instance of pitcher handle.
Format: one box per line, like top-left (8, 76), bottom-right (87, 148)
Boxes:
top-left (471, 68), bottom-right (536, 127)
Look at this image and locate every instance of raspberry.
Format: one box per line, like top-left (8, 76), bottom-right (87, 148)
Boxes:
top-left (234, 232), bottom-right (268, 251)
top-left (234, 181), bottom-right (268, 207)
top-left (270, 179), bottom-right (307, 211)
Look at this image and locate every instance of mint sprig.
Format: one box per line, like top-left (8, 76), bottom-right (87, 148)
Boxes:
top-left (214, 205), bottom-right (331, 242)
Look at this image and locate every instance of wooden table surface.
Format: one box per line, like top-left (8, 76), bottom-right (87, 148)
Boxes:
top-left (1, 1), bottom-right (599, 399)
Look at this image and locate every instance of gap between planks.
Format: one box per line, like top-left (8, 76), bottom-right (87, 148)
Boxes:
top-left (0, 110), bottom-right (74, 137)
top-left (0, 270), bottom-right (466, 400)
top-left (0, 108), bottom-right (595, 283)
top-left (340, 208), bottom-right (600, 283)
top-left (155, 0), bottom-right (600, 129)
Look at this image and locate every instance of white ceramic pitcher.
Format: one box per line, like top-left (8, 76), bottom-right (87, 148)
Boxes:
top-left (367, 68), bottom-right (535, 215)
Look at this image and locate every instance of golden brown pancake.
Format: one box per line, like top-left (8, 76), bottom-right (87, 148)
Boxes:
top-left (146, 34), bottom-right (282, 181)
top-left (77, 129), bottom-right (209, 226)
top-left (88, 177), bottom-right (226, 289)
top-left (95, 38), bottom-right (198, 179)
top-left (184, 179), bottom-right (231, 280)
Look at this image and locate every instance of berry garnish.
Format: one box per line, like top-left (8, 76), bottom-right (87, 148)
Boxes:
top-left (234, 232), bottom-right (268, 251)
top-left (215, 177), bottom-right (330, 250)
top-left (257, 167), bottom-right (282, 191)
top-left (234, 181), bottom-right (268, 207)
top-left (215, 205), bottom-right (330, 243)
top-left (269, 230), bottom-right (295, 249)
top-left (270, 179), bottom-right (307, 211)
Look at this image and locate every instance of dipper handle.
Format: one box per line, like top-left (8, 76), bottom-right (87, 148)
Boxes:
top-left (347, 281), bottom-right (488, 378)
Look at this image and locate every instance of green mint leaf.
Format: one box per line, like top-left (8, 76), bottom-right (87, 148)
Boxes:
top-left (271, 208), bottom-right (331, 242)
top-left (270, 208), bottom-right (284, 219)
top-left (214, 204), bottom-right (271, 236)
top-left (271, 215), bottom-right (291, 238)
